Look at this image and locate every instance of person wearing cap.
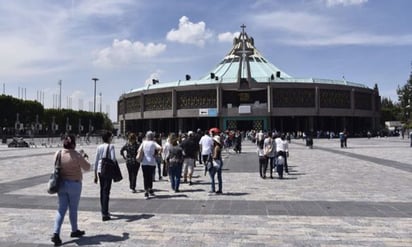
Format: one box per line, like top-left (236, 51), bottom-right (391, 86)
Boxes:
top-left (208, 135), bottom-right (223, 194)
top-left (180, 131), bottom-right (197, 185)
top-left (140, 131), bottom-right (162, 199)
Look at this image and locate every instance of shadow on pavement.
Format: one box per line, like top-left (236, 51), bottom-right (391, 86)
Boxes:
top-left (64, 232), bottom-right (129, 246)
top-left (110, 213), bottom-right (154, 222)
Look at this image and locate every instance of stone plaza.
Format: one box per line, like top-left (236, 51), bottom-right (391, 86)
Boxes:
top-left (0, 136), bottom-right (411, 246)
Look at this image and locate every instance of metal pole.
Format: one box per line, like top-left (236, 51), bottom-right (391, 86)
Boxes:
top-left (92, 78), bottom-right (99, 113)
top-left (58, 80), bottom-right (62, 109)
top-left (99, 92), bottom-right (102, 112)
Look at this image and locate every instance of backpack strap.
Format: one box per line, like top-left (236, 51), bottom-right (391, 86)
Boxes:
top-left (105, 144), bottom-right (111, 159)
top-left (55, 150), bottom-right (62, 168)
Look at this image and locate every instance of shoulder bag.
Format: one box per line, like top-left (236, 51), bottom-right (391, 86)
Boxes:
top-left (101, 144), bottom-right (123, 182)
top-left (47, 150), bottom-right (62, 194)
top-left (136, 142), bottom-right (144, 163)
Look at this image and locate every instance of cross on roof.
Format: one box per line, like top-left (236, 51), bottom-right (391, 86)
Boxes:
top-left (241, 24), bottom-right (246, 34)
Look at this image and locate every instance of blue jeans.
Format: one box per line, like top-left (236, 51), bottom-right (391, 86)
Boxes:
top-left (153, 156), bottom-right (162, 180)
top-left (208, 161), bottom-right (223, 192)
top-left (53, 180), bottom-right (82, 234)
top-left (168, 163), bottom-right (183, 191)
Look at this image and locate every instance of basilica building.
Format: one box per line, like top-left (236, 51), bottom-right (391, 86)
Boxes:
top-left (117, 26), bottom-right (380, 136)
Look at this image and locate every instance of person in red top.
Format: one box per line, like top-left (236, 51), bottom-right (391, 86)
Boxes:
top-left (51, 134), bottom-right (91, 246)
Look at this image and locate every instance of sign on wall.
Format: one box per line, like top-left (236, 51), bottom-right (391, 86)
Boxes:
top-left (199, 108), bottom-right (218, 116)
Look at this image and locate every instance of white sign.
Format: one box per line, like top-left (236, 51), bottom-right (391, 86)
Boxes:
top-left (199, 108), bottom-right (208, 116)
top-left (239, 105), bottom-right (251, 114)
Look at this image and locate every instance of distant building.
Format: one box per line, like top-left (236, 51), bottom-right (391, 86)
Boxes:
top-left (118, 26), bottom-right (380, 135)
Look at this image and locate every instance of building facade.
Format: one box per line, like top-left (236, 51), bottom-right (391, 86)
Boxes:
top-left (118, 27), bottom-right (380, 136)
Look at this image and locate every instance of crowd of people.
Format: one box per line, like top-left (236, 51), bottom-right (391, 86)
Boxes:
top-left (49, 128), bottom-right (292, 246)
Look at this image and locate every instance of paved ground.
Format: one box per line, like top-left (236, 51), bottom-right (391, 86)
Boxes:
top-left (0, 136), bottom-right (411, 246)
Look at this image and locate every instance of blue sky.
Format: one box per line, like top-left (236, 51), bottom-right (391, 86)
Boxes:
top-left (1, 0), bottom-right (411, 121)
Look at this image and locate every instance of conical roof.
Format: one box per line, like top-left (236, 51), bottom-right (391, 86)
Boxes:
top-left (200, 25), bottom-right (291, 83)
top-left (129, 25), bottom-right (368, 93)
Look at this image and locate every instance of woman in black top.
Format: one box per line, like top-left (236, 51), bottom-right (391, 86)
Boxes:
top-left (120, 133), bottom-right (140, 193)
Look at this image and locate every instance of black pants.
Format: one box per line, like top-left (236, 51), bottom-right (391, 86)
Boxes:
top-left (284, 155), bottom-right (289, 173)
top-left (142, 165), bottom-right (155, 192)
top-left (98, 173), bottom-right (112, 217)
top-left (259, 156), bottom-right (268, 178)
top-left (267, 156), bottom-right (275, 177)
top-left (202, 154), bottom-right (210, 175)
top-left (126, 162), bottom-right (140, 190)
top-left (198, 151), bottom-right (203, 164)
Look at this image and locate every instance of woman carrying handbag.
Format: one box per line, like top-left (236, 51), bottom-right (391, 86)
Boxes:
top-left (51, 135), bottom-right (90, 246)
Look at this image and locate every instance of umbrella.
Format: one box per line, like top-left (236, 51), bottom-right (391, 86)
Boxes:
top-left (209, 127), bottom-right (220, 135)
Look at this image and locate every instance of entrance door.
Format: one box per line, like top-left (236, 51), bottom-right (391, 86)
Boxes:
top-left (226, 119), bottom-right (264, 131)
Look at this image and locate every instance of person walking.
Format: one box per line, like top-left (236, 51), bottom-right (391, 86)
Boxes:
top-left (339, 131), bottom-right (345, 148)
top-left (256, 131), bottom-right (268, 178)
top-left (120, 133), bottom-right (141, 193)
top-left (233, 130), bottom-right (242, 154)
top-left (208, 135), bottom-right (223, 194)
top-left (94, 130), bottom-right (117, 222)
top-left (275, 133), bottom-right (289, 176)
top-left (180, 131), bottom-right (198, 185)
top-left (153, 132), bottom-right (163, 181)
top-left (264, 133), bottom-right (276, 178)
top-left (51, 134), bottom-right (91, 246)
top-left (140, 131), bottom-right (162, 199)
top-left (195, 128), bottom-right (203, 164)
top-left (199, 131), bottom-right (214, 175)
top-left (166, 133), bottom-right (184, 192)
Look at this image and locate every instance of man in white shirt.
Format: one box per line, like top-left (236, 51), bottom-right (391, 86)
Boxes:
top-left (199, 132), bottom-right (214, 175)
top-left (275, 133), bottom-right (289, 174)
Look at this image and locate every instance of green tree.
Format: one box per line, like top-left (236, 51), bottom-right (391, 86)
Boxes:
top-left (396, 70), bottom-right (412, 127)
top-left (380, 97), bottom-right (400, 124)
top-left (1, 95), bottom-right (113, 135)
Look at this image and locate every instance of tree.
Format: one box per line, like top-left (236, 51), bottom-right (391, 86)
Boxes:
top-left (396, 69), bottom-right (412, 127)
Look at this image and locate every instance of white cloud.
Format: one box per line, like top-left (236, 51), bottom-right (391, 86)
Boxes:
top-left (218, 32), bottom-right (240, 42)
top-left (324, 0), bottom-right (368, 7)
top-left (74, 0), bottom-right (137, 16)
top-left (285, 33), bottom-right (412, 46)
top-left (166, 16), bottom-right (213, 47)
top-left (253, 11), bottom-right (412, 46)
top-left (254, 11), bottom-right (336, 36)
top-left (93, 39), bottom-right (167, 67)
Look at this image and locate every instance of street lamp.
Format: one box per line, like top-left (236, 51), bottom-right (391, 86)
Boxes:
top-left (99, 92), bottom-right (102, 113)
top-left (58, 80), bottom-right (62, 109)
top-left (92, 78), bottom-right (99, 113)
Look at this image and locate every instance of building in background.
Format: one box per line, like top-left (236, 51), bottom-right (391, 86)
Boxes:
top-left (118, 26), bottom-right (380, 136)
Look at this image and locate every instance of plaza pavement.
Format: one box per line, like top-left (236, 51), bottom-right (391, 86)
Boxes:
top-left (0, 136), bottom-right (411, 246)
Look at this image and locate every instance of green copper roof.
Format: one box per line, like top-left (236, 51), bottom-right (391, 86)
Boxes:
top-left (129, 26), bottom-right (368, 93)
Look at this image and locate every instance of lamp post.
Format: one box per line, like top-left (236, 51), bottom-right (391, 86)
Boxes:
top-left (99, 92), bottom-right (102, 113)
top-left (58, 80), bottom-right (62, 109)
top-left (92, 78), bottom-right (99, 113)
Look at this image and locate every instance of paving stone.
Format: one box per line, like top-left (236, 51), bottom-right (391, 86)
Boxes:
top-left (0, 137), bottom-right (411, 246)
